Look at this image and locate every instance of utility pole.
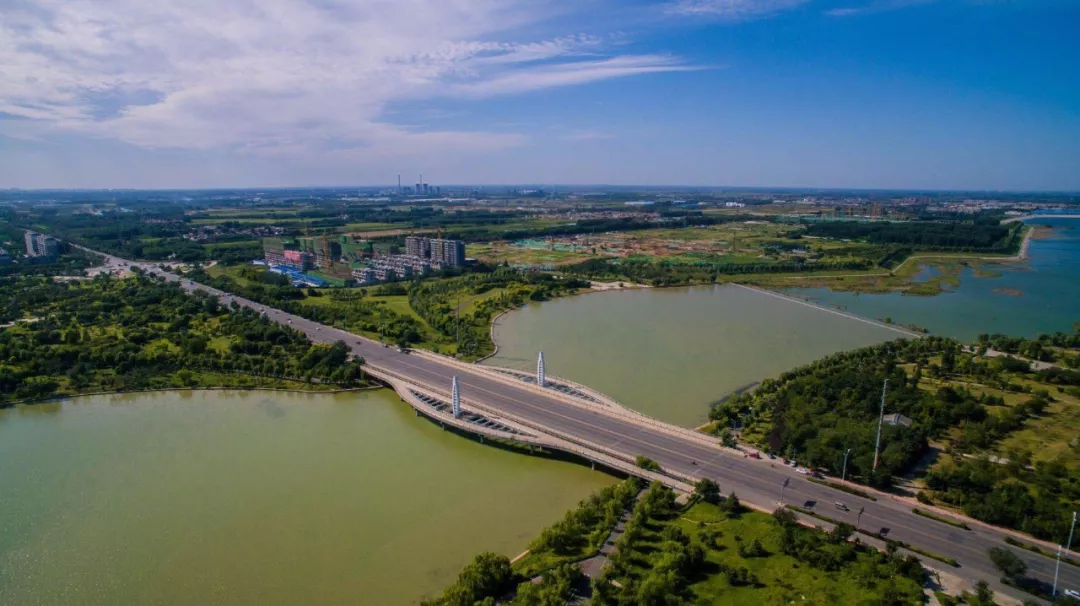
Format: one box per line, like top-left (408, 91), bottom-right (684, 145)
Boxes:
top-left (857, 506), bottom-right (865, 530)
top-left (842, 448), bottom-right (853, 483)
top-left (780, 477), bottom-right (790, 506)
top-left (873, 379), bottom-right (888, 471)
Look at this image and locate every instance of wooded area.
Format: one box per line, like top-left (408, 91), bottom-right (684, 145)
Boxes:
top-left (0, 274), bottom-right (367, 403)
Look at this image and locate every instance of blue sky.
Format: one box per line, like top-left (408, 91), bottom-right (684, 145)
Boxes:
top-left (1, 0), bottom-right (1077, 190)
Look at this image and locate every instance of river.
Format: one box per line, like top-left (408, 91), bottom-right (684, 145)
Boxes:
top-left (784, 217), bottom-right (1080, 342)
top-left (487, 283), bottom-right (908, 427)
top-left (0, 390), bottom-right (612, 605)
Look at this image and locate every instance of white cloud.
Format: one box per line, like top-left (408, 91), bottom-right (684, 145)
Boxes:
top-left (665, 0), bottom-right (808, 19)
top-left (0, 0), bottom-right (691, 159)
top-left (825, 0), bottom-right (937, 17)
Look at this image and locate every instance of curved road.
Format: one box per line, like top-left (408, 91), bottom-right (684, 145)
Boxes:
top-left (101, 252), bottom-right (1076, 601)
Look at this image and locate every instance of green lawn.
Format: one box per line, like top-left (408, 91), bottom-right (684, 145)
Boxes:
top-left (673, 503), bottom-right (923, 605)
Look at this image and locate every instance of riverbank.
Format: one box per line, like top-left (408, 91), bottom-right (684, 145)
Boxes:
top-left (0, 383), bottom-right (382, 408)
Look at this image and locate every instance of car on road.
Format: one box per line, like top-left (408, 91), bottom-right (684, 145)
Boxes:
top-left (1065, 589), bottom-right (1079, 599)
top-left (796, 468), bottom-right (808, 475)
top-left (835, 502), bottom-right (849, 511)
top-left (355, 341), bottom-right (363, 346)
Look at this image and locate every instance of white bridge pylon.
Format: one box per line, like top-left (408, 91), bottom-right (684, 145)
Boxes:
top-left (537, 351), bottom-right (546, 388)
top-left (451, 375), bottom-right (461, 418)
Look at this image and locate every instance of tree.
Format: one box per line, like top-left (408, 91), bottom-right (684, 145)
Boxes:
top-left (966, 580), bottom-right (996, 606)
top-left (720, 492), bottom-right (743, 515)
top-left (694, 478), bottom-right (720, 504)
top-left (426, 552), bottom-right (514, 606)
top-left (635, 455), bottom-right (661, 472)
top-left (988, 547), bottom-right (1027, 581)
top-left (719, 428), bottom-right (738, 449)
top-left (773, 506), bottom-right (796, 526)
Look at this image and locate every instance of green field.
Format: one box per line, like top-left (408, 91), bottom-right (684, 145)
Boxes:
top-left (671, 502), bottom-right (924, 605)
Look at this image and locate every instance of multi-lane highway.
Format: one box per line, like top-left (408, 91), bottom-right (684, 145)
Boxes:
top-left (98, 251), bottom-right (1078, 600)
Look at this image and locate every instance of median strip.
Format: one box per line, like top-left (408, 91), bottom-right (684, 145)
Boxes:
top-left (1004, 536), bottom-right (1080, 568)
top-left (911, 508), bottom-right (970, 531)
top-left (806, 477), bottom-right (878, 501)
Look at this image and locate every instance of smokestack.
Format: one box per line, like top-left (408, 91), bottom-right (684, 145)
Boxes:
top-left (397, 174), bottom-right (401, 194)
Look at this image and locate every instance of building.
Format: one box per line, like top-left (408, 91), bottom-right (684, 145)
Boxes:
top-left (282, 250), bottom-right (314, 271)
top-left (430, 238), bottom-right (465, 267)
top-left (404, 236), bottom-right (465, 268)
top-left (882, 413), bottom-right (913, 428)
top-left (351, 266), bottom-right (377, 285)
top-left (405, 235), bottom-right (431, 259)
top-left (0, 248), bottom-right (11, 265)
top-left (23, 231), bottom-right (60, 260)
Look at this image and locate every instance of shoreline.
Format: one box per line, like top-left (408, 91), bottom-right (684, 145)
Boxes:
top-left (474, 281), bottom-right (649, 364)
top-left (1, 384), bottom-right (383, 408)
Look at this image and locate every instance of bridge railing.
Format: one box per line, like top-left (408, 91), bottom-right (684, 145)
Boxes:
top-left (372, 364), bottom-right (696, 493)
top-left (407, 349), bottom-right (732, 452)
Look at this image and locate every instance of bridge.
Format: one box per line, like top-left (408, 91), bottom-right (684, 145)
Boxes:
top-left (89, 249), bottom-right (1078, 601)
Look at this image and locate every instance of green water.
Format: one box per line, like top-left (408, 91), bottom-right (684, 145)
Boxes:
top-left (785, 218), bottom-right (1080, 342)
top-left (488, 284), bottom-right (906, 427)
top-left (0, 390), bottom-right (612, 605)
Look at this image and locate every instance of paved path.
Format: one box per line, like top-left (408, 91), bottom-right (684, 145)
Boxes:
top-left (579, 491), bottom-right (644, 579)
top-left (75, 246), bottom-right (1080, 603)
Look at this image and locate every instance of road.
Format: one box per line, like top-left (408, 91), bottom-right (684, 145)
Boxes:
top-left (97, 252), bottom-right (1079, 600)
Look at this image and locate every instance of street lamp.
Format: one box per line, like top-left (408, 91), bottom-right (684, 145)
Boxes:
top-left (1068, 511), bottom-right (1077, 558)
top-left (780, 477), bottom-right (790, 506)
top-left (842, 448), bottom-right (853, 483)
top-left (1052, 511), bottom-right (1076, 599)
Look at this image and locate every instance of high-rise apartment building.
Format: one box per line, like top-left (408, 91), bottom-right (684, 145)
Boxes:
top-left (403, 236), bottom-right (464, 267)
top-left (24, 231), bottom-right (60, 259)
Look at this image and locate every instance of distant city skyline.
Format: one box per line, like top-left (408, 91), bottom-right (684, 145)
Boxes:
top-left (1, 0), bottom-right (1078, 191)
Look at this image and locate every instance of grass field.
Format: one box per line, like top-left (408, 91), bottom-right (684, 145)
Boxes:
top-left (994, 387), bottom-right (1080, 471)
top-left (467, 242), bottom-right (597, 266)
top-left (618, 501), bottom-right (924, 605)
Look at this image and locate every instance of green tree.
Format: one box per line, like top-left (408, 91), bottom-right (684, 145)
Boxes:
top-left (988, 547), bottom-right (1027, 581)
top-left (694, 478), bottom-right (720, 504)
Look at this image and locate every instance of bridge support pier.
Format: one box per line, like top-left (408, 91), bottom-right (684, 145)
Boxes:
top-left (479, 436), bottom-right (485, 444)
top-left (537, 351), bottom-right (546, 388)
top-left (590, 461), bottom-right (596, 470)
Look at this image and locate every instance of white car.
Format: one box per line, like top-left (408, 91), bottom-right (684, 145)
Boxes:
top-left (1064, 589), bottom-right (1079, 599)
top-left (796, 468), bottom-right (808, 475)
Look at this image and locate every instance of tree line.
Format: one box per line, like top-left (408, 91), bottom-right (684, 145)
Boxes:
top-left (803, 220), bottom-right (1021, 253)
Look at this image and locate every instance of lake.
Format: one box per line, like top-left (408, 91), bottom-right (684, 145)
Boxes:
top-left (0, 390), bottom-right (612, 605)
top-left (487, 283), bottom-right (907, 427)
top-left (784, 217), bottom-right (1080, 342)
